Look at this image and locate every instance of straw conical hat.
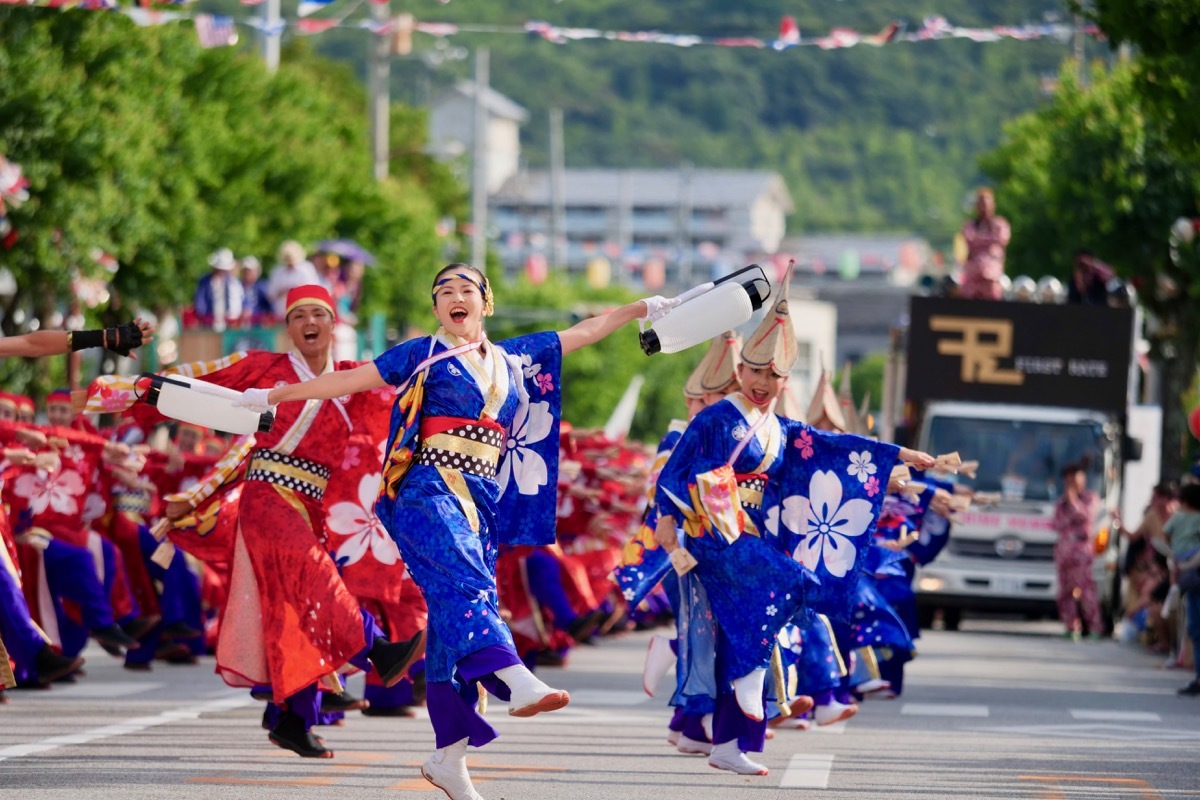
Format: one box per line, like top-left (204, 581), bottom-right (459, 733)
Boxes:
top-left (684, 331), bottom-right (741, 398)
top-left (837, 361), bottom-right (865, 435)
top-left (857, 392), bottom-right (872, 435)
top-left (700, 331), bottom-right (741, 394)
top-left (683, 353), bottom-right (706, 399)
top-left (806, 368), bottom-right (847, 432)
top-left (741, 261), bottom-right (797, 377)
top-left (776, 383), bottom-right (806, 422)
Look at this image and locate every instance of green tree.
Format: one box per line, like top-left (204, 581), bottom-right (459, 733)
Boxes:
top-left (1083, 0), bottom-right (1200, 161)
top-left (0, 11), bottom-right (453, 394)
top-left (981, 62), bottom-right (1199, 477)
top-left (483, 272), bottom-right (700, 442)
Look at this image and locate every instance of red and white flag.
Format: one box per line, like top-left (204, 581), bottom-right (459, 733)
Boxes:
top-left (776, 15), bottom-right (800, 47)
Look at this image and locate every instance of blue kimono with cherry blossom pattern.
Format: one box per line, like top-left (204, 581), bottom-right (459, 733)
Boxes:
top-left (658, 394), bottom-right (900, 683)
top-left (372, 331), bottom-right (562, 683)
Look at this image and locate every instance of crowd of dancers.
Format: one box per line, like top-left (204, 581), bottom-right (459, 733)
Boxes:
top-left (0, 267), bottom-right (975, 799)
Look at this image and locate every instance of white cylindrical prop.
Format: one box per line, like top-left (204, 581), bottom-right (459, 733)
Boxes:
top-left (142, 374), bottom-right (274, 436)
top-left (639, 264), bottom-right (770, 356)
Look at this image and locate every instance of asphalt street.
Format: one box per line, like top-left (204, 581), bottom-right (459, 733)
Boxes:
top-left (1, 616), bottom-right (1198, 799)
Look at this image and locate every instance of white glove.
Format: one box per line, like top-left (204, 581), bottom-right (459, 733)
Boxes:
top-left (232, 387), bottom-right (274, 414)
top-left (639, 295), bottom-right (679, 323)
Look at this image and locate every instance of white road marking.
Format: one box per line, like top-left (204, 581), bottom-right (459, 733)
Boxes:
top-left (780, 753), bottom-right (834, 788)
top-left (810, 720), bottom-right (849, 735)
top-left (1069, 709), bottom-right (1162, 722)
top-left (901, 703), bottom-right (990, 717)
top-left (0, 694), bottom-right (253, 762)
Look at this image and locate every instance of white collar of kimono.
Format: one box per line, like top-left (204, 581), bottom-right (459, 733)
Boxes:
top-left (727, 391), bottom-right (782, 468)
top-left (276, 351), bottom-right (350, 453)
top-left (436, 329), bottom-right (511, 419)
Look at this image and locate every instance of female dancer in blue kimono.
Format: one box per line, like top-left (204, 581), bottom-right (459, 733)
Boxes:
top-left (248, 263), bottom-right (671, 800)
top-left (652, 271), bottom-right (933, 776)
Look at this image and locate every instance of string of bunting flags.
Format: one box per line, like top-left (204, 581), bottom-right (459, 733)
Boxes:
top-left (0, 2), bottom-right (1101, 52)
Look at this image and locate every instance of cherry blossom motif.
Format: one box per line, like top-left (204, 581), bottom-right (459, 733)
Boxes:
top-left (496, 400), bottom-right (553, 496)
top-left (780, 495), bottom-right (810, 538)
top-left (81, 492), bottom-right (107, 525)
top-left (703, 480), bottom-right (733, 514)
top-left (92, 383), bottom-right (133, 414)
top-left (534, 371), bottom-right (554, 395)
top-left (328, 473), bottom-right (400, 567)
top-left (13, 468), bottom-right (85, 515)
top-left (518, 354), bottom-right (542, 379)
top-left (341, 444), bottom-right (362, 472)
top-left (764, 504), bottom-right (780, 537)
top-left (847, 450), bottom-right (877, 483)
top-left (794, 429), bottom-right (814, 459)
top-left (786, 469), bottom-right (875, 578)
top-left (864, 475), bottom-right (881, 498)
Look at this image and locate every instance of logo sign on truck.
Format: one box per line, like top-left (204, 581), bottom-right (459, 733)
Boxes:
top-left (906, 297), bottom-right (1133, 413)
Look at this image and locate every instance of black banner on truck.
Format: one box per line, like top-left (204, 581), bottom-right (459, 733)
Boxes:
top-left (906, 296), bottom-right (1134, 413)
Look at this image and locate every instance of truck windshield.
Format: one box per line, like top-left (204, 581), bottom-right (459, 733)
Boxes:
top-left (925, 416), bottom-right (1107, 502)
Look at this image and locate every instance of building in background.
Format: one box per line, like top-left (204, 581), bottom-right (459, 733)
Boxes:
top-left (768, 233), bottom-right (932, 365)
top-left (491, 168), bottom-right (793, 290)
top-left (428, 80), bottom-right (528, 193)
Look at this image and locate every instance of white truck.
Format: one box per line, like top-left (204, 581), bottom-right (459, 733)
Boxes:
top-left (902, 296), bottom-right (1140, 631)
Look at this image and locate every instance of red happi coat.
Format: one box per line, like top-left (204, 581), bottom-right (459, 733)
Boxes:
top-left (323, 384), bottom-right (428, 647)
top-left (89, 351), bottom-right (368, 702)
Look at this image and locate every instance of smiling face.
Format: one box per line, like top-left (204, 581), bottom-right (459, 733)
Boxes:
top-left (286, 303), bottom-right (335, 362)
top-left (737, 363), bottom-right (787, 408)
top-left (432, 269), bottom-right (487, 341)
top-left (46, 402), bottom-right (74, 427)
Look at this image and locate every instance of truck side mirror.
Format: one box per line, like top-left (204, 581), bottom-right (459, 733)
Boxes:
top-left (1121, 434), bottom-right (1143, 462)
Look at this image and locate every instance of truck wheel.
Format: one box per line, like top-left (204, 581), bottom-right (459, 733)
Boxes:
top-left (942, 608), bottom-right (962, 631)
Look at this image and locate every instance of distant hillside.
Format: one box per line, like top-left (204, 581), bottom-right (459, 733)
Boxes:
top-left (229, 1), bottom-right (1100, 243)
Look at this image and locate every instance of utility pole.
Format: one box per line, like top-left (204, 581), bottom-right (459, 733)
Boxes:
top-left (1073, 12), bottom-right (1086, 86)
top-left (470, 47), bottom-right (490, 273)
top-left (677, 161), bottom-right (694, 288)
top-left (368, 0), bottom-right (391, 181)
top-left (549, 108), bottom-right (567, 271)
top-left (260, 0), bottom-right (281, 73)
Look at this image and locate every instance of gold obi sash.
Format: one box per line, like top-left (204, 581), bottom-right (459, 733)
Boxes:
top-left (736, 473), bottom-right (767, 511)
top-left (415, 416), bottom-right (504, 480)
top-left (246, 449), bottom-right (330, 501)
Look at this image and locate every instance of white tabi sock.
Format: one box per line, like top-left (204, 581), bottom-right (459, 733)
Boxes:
top-left (732, 668), bottom-right (766, 721)
top-left (707, 740), bottom-right (769, 776)
top-left (421, 738), bottom-right (485, 800)
top-left (495, 663), bottom-right (570, 717)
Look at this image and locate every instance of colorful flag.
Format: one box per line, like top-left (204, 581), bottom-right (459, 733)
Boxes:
top-left (297, 0), bottom-right (334, 17)
top-left (774, 15), bottom-right (800, 49)
top-left (297, 18), bottom-right (336, 34)
top-left (194, 14), bottom-right (238, 48)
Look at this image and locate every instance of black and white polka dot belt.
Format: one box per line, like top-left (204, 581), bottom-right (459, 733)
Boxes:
top-left (736, 474), bottom-right (767, 511)
top-left (246, 449), bottom-right (331, 501)
top-left (415, 423), bottom-right (504, 479)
